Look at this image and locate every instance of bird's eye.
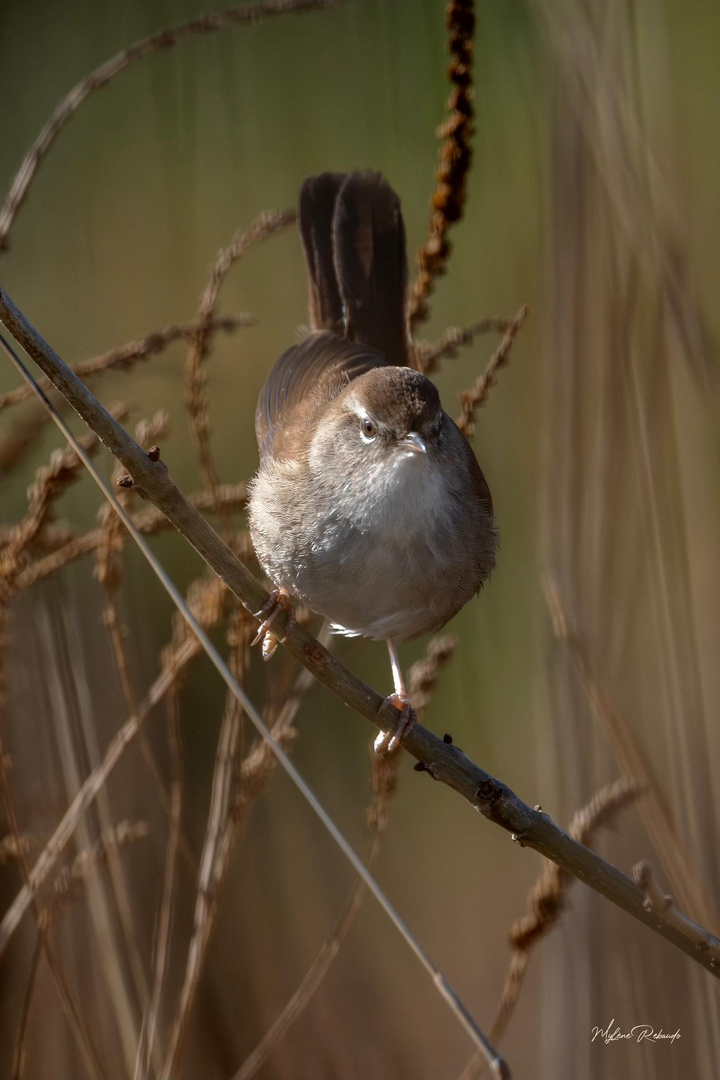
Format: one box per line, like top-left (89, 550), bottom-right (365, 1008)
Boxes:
top-left (361, 418), bottom-right (376, 440)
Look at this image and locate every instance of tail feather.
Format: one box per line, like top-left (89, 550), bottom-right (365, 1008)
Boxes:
top-left (332, 171), bottom-right (408, 365)
top-left (298, 172), bottom-right (346, 334)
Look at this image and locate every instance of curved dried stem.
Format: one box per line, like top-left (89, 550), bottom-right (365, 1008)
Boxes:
top-left (45, 823), bottom-right (149, 920)
top-left (0, 316), bottom-right (251, 414)
top-left (0, 0), bottom-right (334, 253)
top-left (0, 316), bottom-right (247, 481)
top-left (15, 482), bottom-right (247, 591)
top-left (184, 208), bottom-right (296, 502)
top-left (0, 407), bottom-right (49, 475)
top-left (0, 834), bottom-right (35, 864)
top-left (415, 318), bottom-right (515, 375)
top-left (456, 306), bottom-right (528, 438)
top-left (0, 434), bottom-right (99, 589)
top-left (86, 487), bottom-right (156, 1035)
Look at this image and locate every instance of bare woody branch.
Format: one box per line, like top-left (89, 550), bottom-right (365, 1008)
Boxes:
top-left (1, 286), bottom-right (719, 980)
top-left (633, 861), bottom-right (719, 956)
top-left (0, 0), bottom-right (335, 253)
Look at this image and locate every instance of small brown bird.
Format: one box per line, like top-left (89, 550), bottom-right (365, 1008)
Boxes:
top-left (248, 171), bottom-right (497, 752)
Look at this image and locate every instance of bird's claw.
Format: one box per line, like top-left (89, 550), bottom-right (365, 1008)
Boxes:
top-left (251, 588), bottom-right (296, 660)
top-left (374, 693), bottom-right (416, 756)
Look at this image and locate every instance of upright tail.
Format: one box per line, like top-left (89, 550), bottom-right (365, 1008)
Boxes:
top-left (298, 171), bottom-right (408, 366)
top-left (299, 172), bottom-right (346, 336)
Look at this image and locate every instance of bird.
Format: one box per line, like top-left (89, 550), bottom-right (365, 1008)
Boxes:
top-left (248, 170), bottom-right (497, 753)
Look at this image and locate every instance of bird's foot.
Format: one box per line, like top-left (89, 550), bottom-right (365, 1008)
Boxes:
top-left (251, 588), bottom-right (296, 661)
top-left (374, 693), bottom-right (416, 756)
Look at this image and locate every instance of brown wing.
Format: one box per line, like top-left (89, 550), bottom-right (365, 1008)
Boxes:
top-left (255, 331), bottom-right (388, 462)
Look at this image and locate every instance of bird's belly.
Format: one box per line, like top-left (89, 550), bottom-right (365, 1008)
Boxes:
top-left (291, 517), bottom-right (475, 642)
top-left (249, 455), bottom-right (491, 643)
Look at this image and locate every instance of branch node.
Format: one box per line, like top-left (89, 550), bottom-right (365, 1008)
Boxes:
top-left (116, 474), bottom-right (149, 499)
top-left (476, 777), bottom-right (502, 807)
top-left (304, 641), bottom-right (328, 668)
top-left (633, 860), bottom-right (672, 912)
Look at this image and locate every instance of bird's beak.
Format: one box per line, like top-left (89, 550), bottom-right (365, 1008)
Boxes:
top-left (403, 432), bottom-right (427, 455)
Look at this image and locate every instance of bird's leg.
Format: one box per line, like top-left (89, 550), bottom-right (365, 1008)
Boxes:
top-left (374, 639), bottom-right (416, 755)
top-left (251, 587), bottom-right (296, 661)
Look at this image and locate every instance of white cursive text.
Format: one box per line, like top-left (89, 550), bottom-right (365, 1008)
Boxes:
top-left (591, 1020), bottom-right (681, 1046)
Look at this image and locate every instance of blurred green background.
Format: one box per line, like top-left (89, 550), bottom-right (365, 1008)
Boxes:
top-left (0, 1), bottom-right (718, 1078)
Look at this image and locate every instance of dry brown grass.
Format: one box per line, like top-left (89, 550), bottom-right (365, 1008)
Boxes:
top-left (408, 0), bottom-right (477, 332)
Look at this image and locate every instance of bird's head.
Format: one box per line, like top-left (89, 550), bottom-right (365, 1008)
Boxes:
top-left (328, 366), bottom-right (444, 465)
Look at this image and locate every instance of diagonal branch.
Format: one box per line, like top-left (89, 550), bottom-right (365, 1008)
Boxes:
top-left (1, 286), bottom-right (719, 983)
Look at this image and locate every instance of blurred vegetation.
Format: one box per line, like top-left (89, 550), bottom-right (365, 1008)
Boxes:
top-left (0, 1), bottom-right (717, 1078)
